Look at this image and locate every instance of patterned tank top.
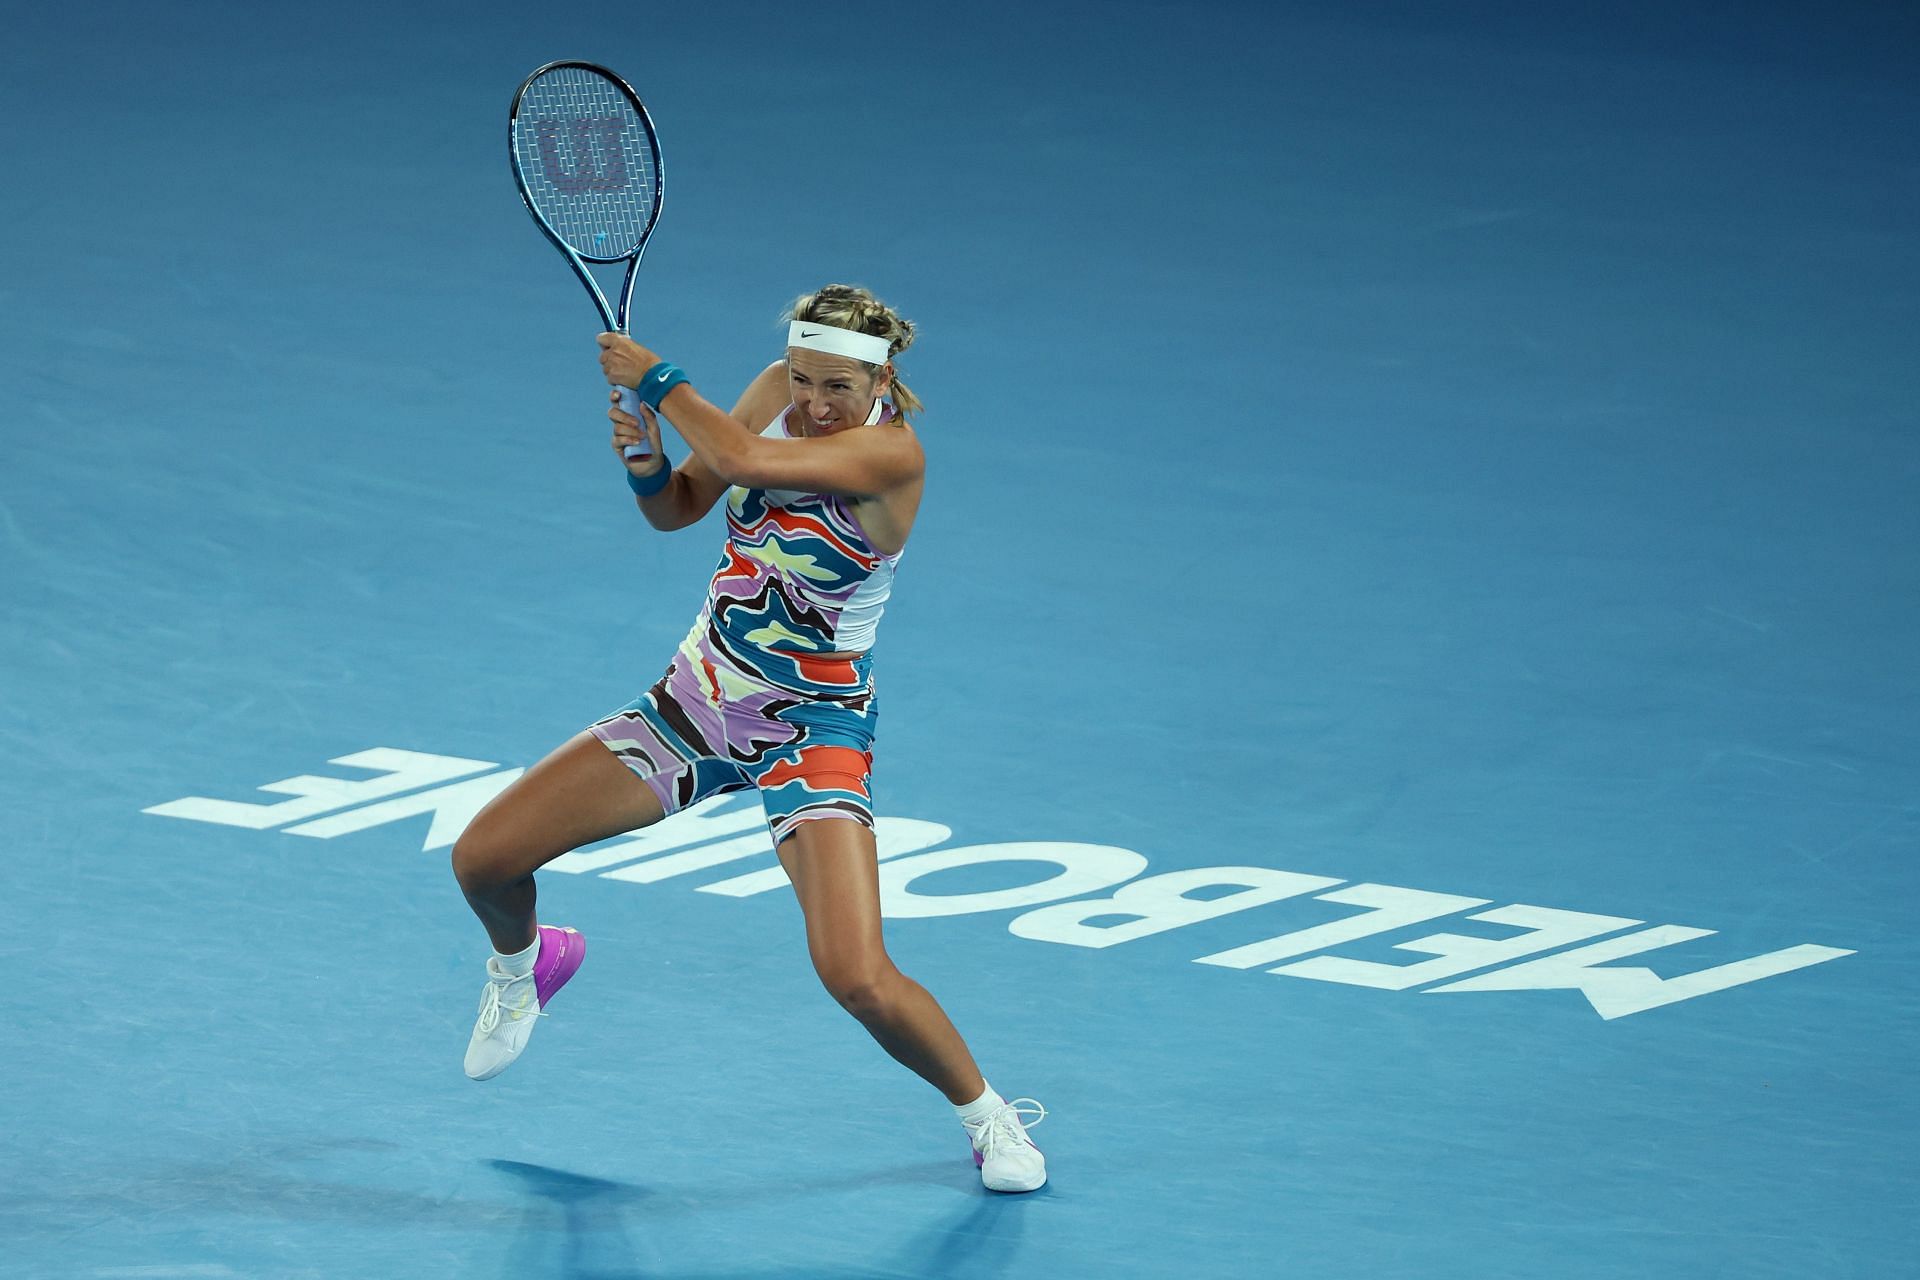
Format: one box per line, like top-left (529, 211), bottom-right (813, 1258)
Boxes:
top-left (700, 404), bottom-right (903, 655)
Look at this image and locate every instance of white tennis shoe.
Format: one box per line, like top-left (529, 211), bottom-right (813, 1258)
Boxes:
top-left (464, 959), bottom-right (543, 1080)
top-left (463, 925), bottom-right (586, 1081)
top-left (964, 1097), bottom-right (1048, 1193)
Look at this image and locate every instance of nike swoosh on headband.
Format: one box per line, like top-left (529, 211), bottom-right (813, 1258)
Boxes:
top-left (787, 320), bottom-right (891, 363)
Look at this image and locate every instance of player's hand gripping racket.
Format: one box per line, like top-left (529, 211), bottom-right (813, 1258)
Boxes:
top-left (508, 61), bottom-right (665, 461)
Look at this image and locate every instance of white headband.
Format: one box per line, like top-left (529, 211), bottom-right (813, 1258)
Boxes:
top-left (787, 320), bottom-right (892, 366)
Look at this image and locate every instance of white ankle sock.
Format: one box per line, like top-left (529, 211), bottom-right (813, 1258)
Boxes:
top-left (495, 934), bottom-right (539, 979)
top-left (955, 1081), bottom-right (1005, 1125)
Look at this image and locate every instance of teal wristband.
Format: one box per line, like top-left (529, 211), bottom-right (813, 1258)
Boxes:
top-left (636, 361), bottom-right (689, 410)
top-left (627, 457), bottom-right (672, 497)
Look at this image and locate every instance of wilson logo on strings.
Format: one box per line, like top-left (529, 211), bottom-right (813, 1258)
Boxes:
top-left (534, 116), bottom-right (633, 195)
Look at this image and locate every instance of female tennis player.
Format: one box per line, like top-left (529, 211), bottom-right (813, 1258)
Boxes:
top-left (450, 284), bottom-right (1046, 1193)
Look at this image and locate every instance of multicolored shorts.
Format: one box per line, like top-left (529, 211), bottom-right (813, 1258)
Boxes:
top-left (589, 618), bottom-right (878, 844)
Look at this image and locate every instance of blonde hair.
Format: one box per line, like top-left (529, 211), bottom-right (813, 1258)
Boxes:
top-left (782, 283), bottom-right (923, 419)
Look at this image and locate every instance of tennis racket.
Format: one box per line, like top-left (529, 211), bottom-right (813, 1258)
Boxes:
top-left (508, 60), bottom-right (665, 460)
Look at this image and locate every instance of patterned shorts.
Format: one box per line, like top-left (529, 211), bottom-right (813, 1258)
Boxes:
top-left (589, 618), bottom-right (878, 844)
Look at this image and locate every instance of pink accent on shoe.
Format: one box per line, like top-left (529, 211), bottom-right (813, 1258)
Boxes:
top-left (532, 925), bottom-right (586, 1008)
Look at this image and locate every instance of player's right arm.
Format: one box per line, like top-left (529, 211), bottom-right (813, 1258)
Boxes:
top-left (610, 361), bottom-right (787, 531)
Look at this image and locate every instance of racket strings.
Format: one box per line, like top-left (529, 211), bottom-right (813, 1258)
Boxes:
top-left (515, 66), bottom-right (660, 258)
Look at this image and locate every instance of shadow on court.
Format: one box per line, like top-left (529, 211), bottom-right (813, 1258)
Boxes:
top-left (885, 1194), bottom-right (1036, 1280)
top-left (490, 1157), bottom-right (1037, 1278)
top-left (491, 1159), bottom-right (655, 1279)
top-left (1, 1138), bottom-right (531, 1235)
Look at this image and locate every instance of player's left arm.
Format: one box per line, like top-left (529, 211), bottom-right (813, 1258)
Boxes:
top-left (599, 333), bottom-right (923, 498)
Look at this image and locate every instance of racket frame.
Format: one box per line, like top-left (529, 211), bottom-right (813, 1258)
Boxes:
top-left (507, 59), bottom-right (665, 335)
top-left (509, 59), bottom-right (666, 461)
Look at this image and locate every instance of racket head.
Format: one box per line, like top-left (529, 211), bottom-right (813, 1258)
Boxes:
top-left (509, 61), bottom-right (664, 268)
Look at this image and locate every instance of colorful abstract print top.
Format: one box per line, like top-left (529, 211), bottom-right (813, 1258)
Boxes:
top-left (702, 411), bottom-right (902, 656)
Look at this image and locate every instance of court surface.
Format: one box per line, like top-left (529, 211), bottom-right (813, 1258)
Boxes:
top-left (5, 1), bottom-right (1917, 1276)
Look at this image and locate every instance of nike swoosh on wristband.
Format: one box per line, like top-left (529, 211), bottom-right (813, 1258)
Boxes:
top-left (800, 330), bottom-right (822, 337)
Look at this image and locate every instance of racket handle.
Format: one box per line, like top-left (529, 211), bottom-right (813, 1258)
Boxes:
top-left (617, 386), bottom-right (653, 461)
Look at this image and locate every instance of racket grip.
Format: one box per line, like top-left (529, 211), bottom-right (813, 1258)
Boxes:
top-left (617, 386), bottom-right (653, 461)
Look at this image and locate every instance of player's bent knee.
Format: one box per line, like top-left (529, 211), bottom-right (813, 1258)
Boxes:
top-left (833, 979), bottom-right (892, 1023)
top-left (450, 823), bottom-right (524, 896)
top-left (817, 959), bottom-right (899, 1022)
top-left (449, 835), bottom-right (493, 894)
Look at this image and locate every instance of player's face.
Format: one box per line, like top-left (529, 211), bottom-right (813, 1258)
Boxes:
top-left (787, 349), bottom-right (889, 435)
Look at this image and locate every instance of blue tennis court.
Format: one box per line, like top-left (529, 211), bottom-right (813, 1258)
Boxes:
top-left (6, 1), bottom-right (1916, 1275)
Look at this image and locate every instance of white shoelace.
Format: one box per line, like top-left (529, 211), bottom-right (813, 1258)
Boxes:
top-left (968, 1098), bottom-right (1047, 1160)
top-left (474, 971), bottom-right (546, 1037)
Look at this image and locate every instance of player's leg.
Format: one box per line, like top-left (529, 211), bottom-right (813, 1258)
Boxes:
top-left (450, 729), bottom-right (671, 1081)
top-left (452, 730), bottom-right (665, 953)
top-left (776, 815), bottom-right (982, 1100)
top-left (778, 816), bottom-right (1048, 1192)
